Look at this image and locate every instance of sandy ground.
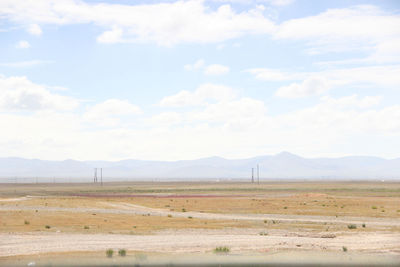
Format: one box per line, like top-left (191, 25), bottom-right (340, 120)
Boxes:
top-left (1, 201), bottom-right (400, 258)
top-left (1, 230), bottom-right (400, 257)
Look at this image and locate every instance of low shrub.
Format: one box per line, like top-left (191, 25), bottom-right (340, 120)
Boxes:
top-left (214, 246), bottom-right (230, 253)
top-left (84, 226), bottom-right (89, 229)
top-left (106, 249), bottom-right (114, 258)
top-left (45, 225), bottom-right (51, 229)
top-left (347, 224), bottom-right (357, 229)
top-left (118, 249), bottom-right (126, 257)
top-left (342, 246), bottom-right (348, 252)
top-left (24, 220), bottom-right (30, 225)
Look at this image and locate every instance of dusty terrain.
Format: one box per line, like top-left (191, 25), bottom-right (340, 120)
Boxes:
top-left (0, 181), bottom-right (399, 266)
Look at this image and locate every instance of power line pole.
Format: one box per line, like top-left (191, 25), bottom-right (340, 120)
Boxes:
top-left (94, 168), bottom-right (97, 183)
top-left (251, 168), bottom-right (254, 183)
top-left (100, 168), bottom-right (103, 186)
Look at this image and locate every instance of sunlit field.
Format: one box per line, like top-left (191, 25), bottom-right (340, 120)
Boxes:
top-left (1, 181), bottom-right (399, 266)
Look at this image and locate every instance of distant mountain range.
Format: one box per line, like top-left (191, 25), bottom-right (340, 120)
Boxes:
top-left (0, 152), bottom-right (399, 182)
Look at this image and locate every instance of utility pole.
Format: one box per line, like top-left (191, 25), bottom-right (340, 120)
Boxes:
top-left (94, 168), bottom-right (97, 183)
top-left (100, 168), bottom-right (103, 186)
top-left (257, 164), bottom-right (260, 184)
top-left (251, 168), bottom-right (254, 183)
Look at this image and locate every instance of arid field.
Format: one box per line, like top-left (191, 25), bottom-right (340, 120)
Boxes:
top-left (1, 181), bottom-right (399, 266)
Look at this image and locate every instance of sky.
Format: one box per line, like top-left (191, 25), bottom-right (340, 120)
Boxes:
top-left (0, 0), bottom-right (399, 161)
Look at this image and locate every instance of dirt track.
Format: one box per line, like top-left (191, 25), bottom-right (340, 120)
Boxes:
top-left (1, 230), bottom-right (400, 257)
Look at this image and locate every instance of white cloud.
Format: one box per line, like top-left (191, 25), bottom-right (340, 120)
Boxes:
top-left (184, 59), bottom-right (205, 71)
top-left (0, 0), bottom-right (275, 46)
top-left (320, 95), bottom-right (382, 109)
top-left (190, 97), bottom-right (267, 129)
top-left (204, 64), bottom-right (230, 75)
top-left (276, 76), bottom-right (331, 98)
top-left (279, 95), bottom-right (400, 137)
top-left (212, 0), bottom-right (294, 6)
top-left (27, 24), bottom-right (42, 36)
top-left (96, 26), bottom-right (123, 44)
top-left (0, 90), bottom-right (399, 161)
top-left (149, 112), bottom-right (182, 126)
top-left (0, 60), bottom-right (53, 68)
top-left (16, 40), bottom-right (30, 49)
top-left (248, 65), bottom-right (400, 92)
top-left (368, 38), bottom-right (400, 64)
top-left (274, 5), bottom-right (400, 55)
top-left (0, 75), bottom-right (79, 111)
top-left (184, 60), bottom-right (230, 75)
top-left (84, 99), bottom-right (142, 126)
top-left (160, 83), bottom-right (236, 107)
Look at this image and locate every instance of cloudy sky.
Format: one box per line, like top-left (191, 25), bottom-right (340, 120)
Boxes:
top-left (0, 0), bottom-right (399, 161)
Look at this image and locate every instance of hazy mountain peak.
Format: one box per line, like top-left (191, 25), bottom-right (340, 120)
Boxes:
top-left (0, 153), bottom-right (399, 181)
top-left (275, 151), bottom-right (300, 158)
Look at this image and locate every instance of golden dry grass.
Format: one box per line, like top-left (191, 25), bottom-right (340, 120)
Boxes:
top-left (112, 194), bottom-right (400, 218)
top-left (0, 210), bottom-right (252, 234)
top-left (1, 181), bottom-right (399, 235)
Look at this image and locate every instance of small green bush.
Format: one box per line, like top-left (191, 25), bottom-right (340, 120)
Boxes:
top-left (263, 220), bottom-right (267, 224)
top-left (362, 223), bottom-right (366, 228)
top-left (283, 206), bottom-right (288, 209)
top-left (347, 224), bottom-right (357, 229)
top-left (45, 225), bottom-right (51, 229)
top-left (342, 246), bottom-right (348, 252)
top-left (188, 216), bottom-right (193, 219)
top-left (372, 206), bottom-right (377, 209)
top-left (106, 249), bottom-right (114, 258)
top-left (182, 208), bottom-right (186, 212)
top-left (24, 220), bottom-right (30, 225)
top-left (84, 226), bottom-right (89, 229)
top-left (214, 246), bottom-right (230, 253)
top-left (259, 231), bottom-right (268, 236)
top-left (118, 249), bottom-right (126, 257)
top-left (167, 214), bottom-right (172, 218)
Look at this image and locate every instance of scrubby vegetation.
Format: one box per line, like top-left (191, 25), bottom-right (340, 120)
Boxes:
top-left (214, 246), bottom-right (230, 253)
top-left (347, 224), bottom-right (357, 229)
top-left (118, 249), bottom-right (126, 257)
top-left (106, 249), bottom-right (114, 258)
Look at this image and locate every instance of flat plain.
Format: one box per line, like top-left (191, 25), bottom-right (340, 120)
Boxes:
top-left (0, 181), bottom-right (399, 266)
